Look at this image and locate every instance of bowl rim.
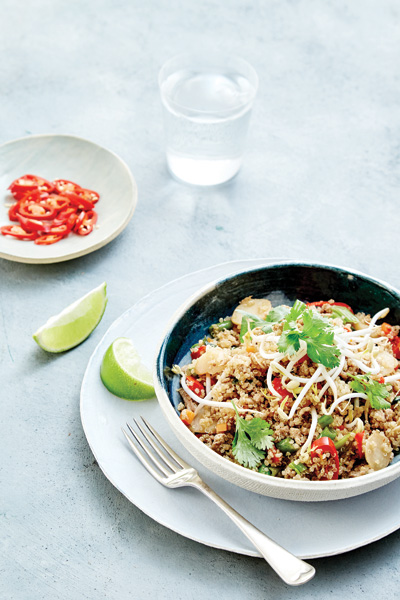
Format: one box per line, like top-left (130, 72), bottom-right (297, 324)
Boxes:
top-left (154, 260), bottom-right (400, 493)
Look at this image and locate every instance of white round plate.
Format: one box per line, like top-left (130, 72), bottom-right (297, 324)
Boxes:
top-left (81, 259), bottom-right (400, 559)
top-left (0, 134), bottom-right (137, 264)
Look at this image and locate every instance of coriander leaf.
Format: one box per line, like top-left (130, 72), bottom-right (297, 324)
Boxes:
top-left (278, 300), bottom-right (341, 368)
top-left (237, 310), bottom-right (267, 343)
top-left (243, 418), bottom-right (275, 450)
top-left (231, 401), bottom-right (275, 468)
top-left (240, 317), bottom-right (272, 343)
top-left (302, 309), bottom-right (329, 336)
top-left (232, 432), bottom-right (265, 468)
top-left (265, 305), bottom-right (290, 323)
top-left (239, 305), bottom-right (289, 342)
top-left (283, 299), bottom-right (306, 330)
top-left (305, 330), bottom-right (341, 368)
top-left (349, 375), bottom-right (391, 409)
top-left (349, 377), bottom-right (367, 395)
top-left (278, 330), bottom-right (301, 355)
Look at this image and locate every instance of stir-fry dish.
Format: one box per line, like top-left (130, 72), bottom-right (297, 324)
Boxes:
top-left (173, 298), bottom-right (400, 480)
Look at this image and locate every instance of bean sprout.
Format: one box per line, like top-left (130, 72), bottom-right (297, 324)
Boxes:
top-left (300, 408), bottom-right (318, 455)
top-left (181, 376), bottom-right (262, 415)
top-left (180, 305), bottom-right (396, 456)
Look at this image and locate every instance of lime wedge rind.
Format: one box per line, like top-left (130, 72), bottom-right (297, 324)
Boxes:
top-left (33, 282), bottom-right (107, 353)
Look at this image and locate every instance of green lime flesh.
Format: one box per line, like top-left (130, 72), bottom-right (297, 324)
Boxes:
top-left (33, 282), bottom-right (107, 353)
top-left (100, 337), bottom-right (155, 401)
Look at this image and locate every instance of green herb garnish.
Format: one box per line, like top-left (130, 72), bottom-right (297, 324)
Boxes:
top-left (238, 305), bottom-right (289, 343)
top-left (349, 374), bottom-right (391, 410)
top-left (278, 300), bottom-right (341, 369)
top-left (231, 401), bottom-right (275, 468)
top-left (265, 305), bottom-right (290, 323)
top-left (239, 314), bottom-right (273, 343)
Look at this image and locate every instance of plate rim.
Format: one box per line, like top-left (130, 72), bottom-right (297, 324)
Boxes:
top-left (0, 133), bottom-right (137, 264)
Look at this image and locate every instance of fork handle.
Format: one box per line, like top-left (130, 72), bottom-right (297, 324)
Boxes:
top-left (192, 479), bottom-right (315, 586)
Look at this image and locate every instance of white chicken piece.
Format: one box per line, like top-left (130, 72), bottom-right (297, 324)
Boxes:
top-left (365, 431), bottom-right (392, 471)
top-left (194, 346), bottom-right (229, 375)
top-left (231, 296), bottom-right (272, 326)
top-left (375, 350), bottom-right (398, 376)
top-left (190, 406), bottom-right (217, 434)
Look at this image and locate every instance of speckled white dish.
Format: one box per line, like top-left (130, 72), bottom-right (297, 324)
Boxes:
top-left (0, 134), bottom-right (137, 264)
top-left (81, 259), bottom-right (400, 559)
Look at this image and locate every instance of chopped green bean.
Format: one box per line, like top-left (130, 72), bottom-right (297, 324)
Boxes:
top-left (320, 427), bottom-right (337, 441)
top-left (334, 433), bottom-right (352, 450)
top-left (330, 305), bottom-right (359, 324)
top-left (276, 438), bottom-right (297, 453)
top-left (289, 462), bottom-right (307, 474)
top-left (209, 319), bottom-right (233, 334)
top-left (190, 340), bottom-right (204, 350)
top-left (258, 465), bottom-right (279, 476)
top-left (258, 464), bottom-right (272, 475)
top-left (318, 414), bottom-right (334, 427)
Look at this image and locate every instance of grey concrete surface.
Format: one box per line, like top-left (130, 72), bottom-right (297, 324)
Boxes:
top-left (1, 0), bottom-right (400, 598)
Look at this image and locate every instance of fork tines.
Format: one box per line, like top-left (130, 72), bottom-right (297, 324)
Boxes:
top-left (122, 418), bottom-right (189, 483)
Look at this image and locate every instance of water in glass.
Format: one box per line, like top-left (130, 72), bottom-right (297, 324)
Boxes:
top-left (160, 62), bottom-right (257, 186)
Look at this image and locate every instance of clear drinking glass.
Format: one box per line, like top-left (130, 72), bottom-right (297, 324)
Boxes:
top-left (159, 54), bottom-right (258, 186)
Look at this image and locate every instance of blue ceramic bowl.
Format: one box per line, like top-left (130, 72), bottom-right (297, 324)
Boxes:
top-left (154, 262), bottom-right (400, 501)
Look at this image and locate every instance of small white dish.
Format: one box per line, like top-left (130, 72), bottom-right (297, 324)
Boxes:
top-left (0, 134), bottom-right (137, 264)
top-left (80, 259), bottom-right (400, 558)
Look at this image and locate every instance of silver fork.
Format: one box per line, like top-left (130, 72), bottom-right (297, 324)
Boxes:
top-left (122, 418), bottom-right (315, 586)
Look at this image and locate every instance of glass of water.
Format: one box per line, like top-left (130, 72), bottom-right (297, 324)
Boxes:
top-left (159, 53), bottom-right (258, 186)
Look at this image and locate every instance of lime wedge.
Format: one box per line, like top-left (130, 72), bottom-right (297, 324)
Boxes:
top-left (33, 282), bottom-right (107, 352)
top-left (100, 337), bottom-right (155, 401)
